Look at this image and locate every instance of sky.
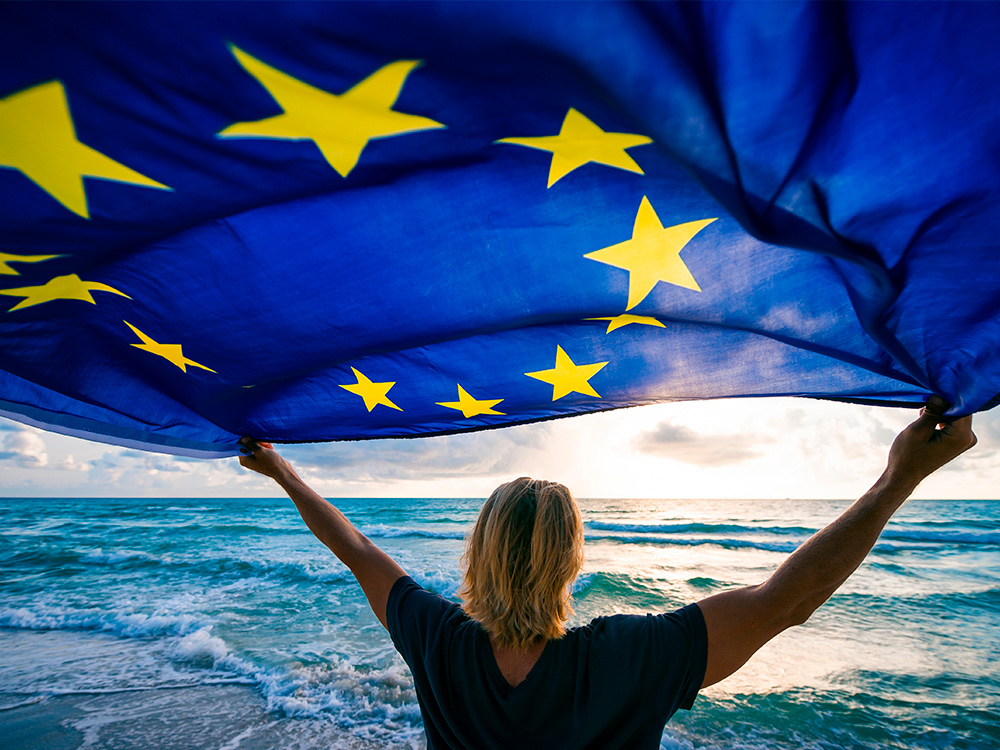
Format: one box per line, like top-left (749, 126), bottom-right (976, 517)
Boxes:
top-left (2, 397), bottom-right (998, 500)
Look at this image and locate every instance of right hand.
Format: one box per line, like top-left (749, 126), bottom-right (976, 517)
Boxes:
top-left (885, 398), bottom-right (977, 486)
top-left (238, 437), bottom-right (294, 481)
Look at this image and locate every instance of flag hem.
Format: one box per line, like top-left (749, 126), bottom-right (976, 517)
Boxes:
top-left (0, 401), bottom-right (240, 459)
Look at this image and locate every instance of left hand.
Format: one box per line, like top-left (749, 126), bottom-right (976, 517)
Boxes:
top-left (238, 437), bottom-right (293, 481)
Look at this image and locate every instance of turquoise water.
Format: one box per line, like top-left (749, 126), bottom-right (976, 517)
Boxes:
top-left (1, 496), bottom-right (998, 749)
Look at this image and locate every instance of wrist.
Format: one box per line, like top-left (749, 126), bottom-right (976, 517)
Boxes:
top-left (877, 466), bottom-right (922, 498)
top-left (273, 462), bottom-right (301, 488)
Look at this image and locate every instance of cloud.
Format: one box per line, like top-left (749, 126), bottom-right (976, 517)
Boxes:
top-left (56, 454), bottom-right (91, 472)
top-left (0, 430), bottom-right (49, 468)
top-left (633, 420), bottom-right (768, 466)
top-left (90, 450), bottom-right (194, 476)
top-left (972, 408), bottom-right (1000, 445)
top-left (281, 424), bottom-right (551, 483)
top-left (56, 448), bottom-right (216, 493)
top-left (35, 423), bottom-right (555, 495)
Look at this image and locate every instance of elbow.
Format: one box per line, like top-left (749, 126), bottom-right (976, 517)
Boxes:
top-left (759, 584), bottom-right (818, 632)
top-left (782, 603), bottom-right (813, 629)
top-left (335, 532), bottom-right (380, 571)
top-left (781, 591), bottom-right (833, 630)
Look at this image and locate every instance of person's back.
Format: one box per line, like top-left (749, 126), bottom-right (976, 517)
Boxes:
top-left (385, 476), bottom-right (705, 748)
top-left (388, 576), bottom-right (704, 749)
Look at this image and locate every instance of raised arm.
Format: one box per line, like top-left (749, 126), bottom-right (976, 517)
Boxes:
top-left (238, 439), bottom-right (406, 630)
top-left (696, 399), bottom-right (977, 688)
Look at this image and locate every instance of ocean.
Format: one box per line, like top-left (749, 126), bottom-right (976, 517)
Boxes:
top-left (1, 495), bottom-right (997, 749)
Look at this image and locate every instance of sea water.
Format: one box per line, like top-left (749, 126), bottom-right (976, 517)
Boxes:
top-left (1, 496), bottom-right (997, 749)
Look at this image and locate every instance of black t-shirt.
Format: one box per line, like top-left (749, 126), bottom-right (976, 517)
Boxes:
top-left (386, 576), bottom-right (708, 749)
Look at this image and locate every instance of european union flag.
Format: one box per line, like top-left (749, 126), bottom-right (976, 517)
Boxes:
top-left (1, 2), bottom-right (998, 457)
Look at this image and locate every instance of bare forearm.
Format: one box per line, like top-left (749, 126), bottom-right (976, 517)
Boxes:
top-left (273, 465), bottom-right (375, 570)
top-left (696, 404), bottom-right (975, 688)
top-left (761, 470), bottom-right (918, 625)
top-left (758, 403), bottom-right (978, 627)
top-left (238, 439), bottom-right (405, 630)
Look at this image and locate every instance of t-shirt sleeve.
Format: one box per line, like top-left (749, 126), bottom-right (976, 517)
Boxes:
top-left (604, 602), bottom-right (708, 714)
top-left (671, 603), bottom-right (708, 710)
top-left (385, 575), bottom-right (458, 665)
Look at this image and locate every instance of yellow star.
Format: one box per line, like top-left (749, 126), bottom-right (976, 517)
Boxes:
top-left (437, 384), bottom-right (505, 419)
top-left (496, 108), bottom-right (652, 187)
top-left (0, 252), bottom-right (62, 276)
top-left (584, 196), bottom-right (716, 310)
top-left (339, 367), bottom-right (402, 412)
top-left (1, 274), bottom-right (131, 312)
top-left (525, 345), bottom-right (608, 401)
top-left (586, 314), bottom-right (667, 334)
top-left (124, 321), bottom-right (216, 374)
top-left (0, 80), bottom-right (169, 218)
top-left (219, 46), bottom-right (445, 178)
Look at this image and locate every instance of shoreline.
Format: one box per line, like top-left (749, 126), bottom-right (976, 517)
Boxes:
top-left (1, 683), bottom-right (411, 750)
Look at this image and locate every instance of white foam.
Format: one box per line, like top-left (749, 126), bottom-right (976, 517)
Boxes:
top-left (254, 655), bottom-right (423, 740)
top-left (164, 506), bottom-right (215, 512)
top-left (170, 627), bottom-right (231, 665)
top-left (360, 523), bottom-right (466, 540)
top-left (0, 695), bottom-right (46, 712)
top-left (216, 720), bottom-right (281, 750)
top-left (80, 548), bottom-right (159, 564)
top-left (0, 605), bottom-right (206, 638)
top-left (0, 590), bottom-right (432, 741)
top-left (586, 533), bottom-right (799, 553)
top-left (572, 572), bottom-right (598, 594)
top-left (659, 732), bottom-right (697, 750)
top-left (186, 551), bottom-right (354, 583)
top-left (410, 569), bottom-right (461, 600)
top-left (882, 528), bottom-right (1000, 545)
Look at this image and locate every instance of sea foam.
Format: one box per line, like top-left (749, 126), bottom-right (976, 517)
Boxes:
top-left (0, 605), bottom-right (207, 638)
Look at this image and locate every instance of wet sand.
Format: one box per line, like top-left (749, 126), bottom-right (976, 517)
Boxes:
top-left (1, 684), bottom-right (400, 750)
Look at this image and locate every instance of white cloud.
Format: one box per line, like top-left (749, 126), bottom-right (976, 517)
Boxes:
top-left (0, 430), bottom-right (49, 468)
top-left (281, 425), bottom-right (551, 484)
top-left (55, 454), bottom-right (90, 472)
top-left (633, 420), bottom-right (769, 465)
top-left (1, 403), bottom-right (997, 499)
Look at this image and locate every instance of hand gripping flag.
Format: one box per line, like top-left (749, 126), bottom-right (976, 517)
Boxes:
top-left (1, 2), bottom-right (998, 457)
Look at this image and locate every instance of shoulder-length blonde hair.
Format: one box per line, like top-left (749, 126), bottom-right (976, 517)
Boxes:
top-left (459, 477), bottom-right (584, 649)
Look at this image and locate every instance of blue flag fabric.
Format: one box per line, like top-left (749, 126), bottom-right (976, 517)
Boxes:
top-left (1, 2), bottom-right (998, 457)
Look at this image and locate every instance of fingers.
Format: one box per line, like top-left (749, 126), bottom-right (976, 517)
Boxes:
top-left (915, 397), bottom-right (976, 448)
top-left (236, 437), bottom-right (288, 481)
top-left (238, 437), bottom-right (275, 456)
top-left (923, 395), bottom-right (950, 417)
top-left (917, 396), bottom-right (951, 426)
top-left (926, 414), bottom-right (977, 460)
top-left (944, 415), bottom-right (977, 449)
top-left (914, 396), bottom-right (965, 439)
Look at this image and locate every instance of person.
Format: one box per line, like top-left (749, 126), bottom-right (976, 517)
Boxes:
top-left (237, 398), bottom-right (976, 749)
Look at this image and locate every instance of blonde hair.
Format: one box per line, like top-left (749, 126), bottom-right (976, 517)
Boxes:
top-left (459, 477), bottom-right (584, 649)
